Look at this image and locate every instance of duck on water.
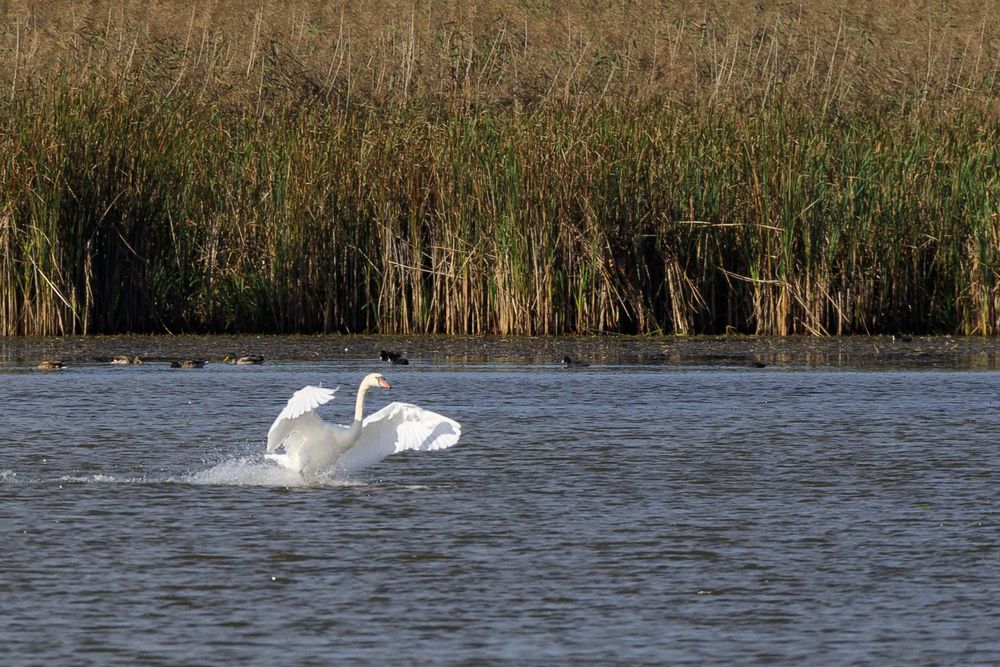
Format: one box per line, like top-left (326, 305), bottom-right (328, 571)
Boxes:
top-left (224, 354), bottom-right (264, 365)
top-left (170, 360), bottom-right (206, 369)
top-left (111, 356), bottom-right (143, 365)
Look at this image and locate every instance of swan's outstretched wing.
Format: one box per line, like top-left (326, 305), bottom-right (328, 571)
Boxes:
top-left (336, 402), bottom-right (461, 473)
top-left (267, 385), bottom-right (338, 453)
top-left (264, 410), bottom-right (329, 472)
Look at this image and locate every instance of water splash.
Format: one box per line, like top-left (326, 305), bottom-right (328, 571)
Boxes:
top-left (1, 471), bottom-right (149, 485)
top-left (56, 474), bottom-right (146, 484)
top-left (186, 457), bottom-right (364, 488)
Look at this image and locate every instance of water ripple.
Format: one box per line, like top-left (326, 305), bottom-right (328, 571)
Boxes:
top-left (1, 364), bottom-right (998, 664)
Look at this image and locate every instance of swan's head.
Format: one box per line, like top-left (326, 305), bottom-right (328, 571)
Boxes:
top-left (363, 372), bottom-right (391, 390)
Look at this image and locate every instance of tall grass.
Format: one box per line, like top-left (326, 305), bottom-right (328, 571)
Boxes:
top-left (2, 89), bottom-right (996, 335)
top-left (1, 1), bottom-right (998, 336)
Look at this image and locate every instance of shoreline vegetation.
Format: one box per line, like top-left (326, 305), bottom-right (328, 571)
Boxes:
top-left (1, 1), bottom-right (998, 336)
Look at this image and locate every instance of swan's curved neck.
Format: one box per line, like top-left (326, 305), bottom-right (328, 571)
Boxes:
top-left (354, 383), bottom-right (371, 422)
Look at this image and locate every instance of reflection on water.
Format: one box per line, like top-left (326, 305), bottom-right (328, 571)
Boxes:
top-left (1, 348), bottom-right (998, 663)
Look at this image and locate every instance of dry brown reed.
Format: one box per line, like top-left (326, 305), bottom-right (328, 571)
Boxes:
top-left (0, 1), bottom-right (997, 336)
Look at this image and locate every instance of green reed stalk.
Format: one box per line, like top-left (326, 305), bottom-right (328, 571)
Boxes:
top-left (1, 81), bottom-right (996, 336)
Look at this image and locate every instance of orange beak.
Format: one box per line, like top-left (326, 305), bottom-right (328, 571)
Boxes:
top-left (378, 377), bottom-right (391, 389)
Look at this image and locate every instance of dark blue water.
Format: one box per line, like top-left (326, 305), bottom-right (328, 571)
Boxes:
top-left (1, 360), bottom-right (998, 664)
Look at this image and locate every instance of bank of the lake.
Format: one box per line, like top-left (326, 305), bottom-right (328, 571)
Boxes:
top-left (2, 335), bottom-right (1000, 370)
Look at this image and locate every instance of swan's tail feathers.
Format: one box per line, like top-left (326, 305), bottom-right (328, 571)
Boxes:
top-left (337, 402), bottom-right (462, 473)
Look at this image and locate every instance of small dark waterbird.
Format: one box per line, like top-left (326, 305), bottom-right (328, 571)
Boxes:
top-left (379, 350), bottom-right (409, 365)
top-left (561, 356), bottom-right (588, 368)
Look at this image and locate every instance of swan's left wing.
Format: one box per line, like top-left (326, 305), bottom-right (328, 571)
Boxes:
top-left (267, 385), bottom-right (338, 453)
top-left (335, 402), bottom-right (461, 473)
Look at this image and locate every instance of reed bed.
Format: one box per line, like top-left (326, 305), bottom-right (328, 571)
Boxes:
top-left (1, 1), bottom-right (998, 336)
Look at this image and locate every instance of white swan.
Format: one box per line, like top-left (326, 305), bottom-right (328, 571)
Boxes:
top-left (265, 372), bottom-right (461, 477)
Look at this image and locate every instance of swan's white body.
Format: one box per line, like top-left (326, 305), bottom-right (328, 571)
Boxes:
top-left (266, 373), bottom-right (461, 477)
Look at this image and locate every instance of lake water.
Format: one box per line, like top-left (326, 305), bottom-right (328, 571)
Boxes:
top-left (1, 353), bottom-right (998, 664)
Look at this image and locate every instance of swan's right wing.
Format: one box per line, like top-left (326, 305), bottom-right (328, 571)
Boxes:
top-left (335, 402), bottom-right (461, 473)
top-left (267, 385), bottom-right (338, 453)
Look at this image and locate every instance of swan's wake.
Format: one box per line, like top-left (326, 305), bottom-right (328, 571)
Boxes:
top-left (0, 459), bottom-right (365, 489)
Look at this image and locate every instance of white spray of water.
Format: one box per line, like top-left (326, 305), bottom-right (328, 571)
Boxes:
top-left (55, 474), bottom-right (146, 484)
top-left (1, 460), bottom-right (365, 489)
top-left (185, 457), bottom-right (365, 488)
